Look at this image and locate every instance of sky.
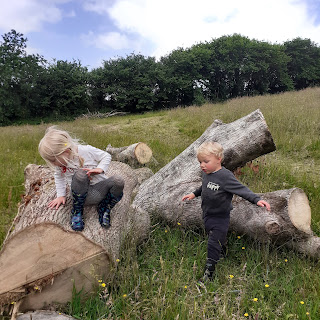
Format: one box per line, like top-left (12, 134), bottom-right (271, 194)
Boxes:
top-left (0, 0), bottom-right (320, 70)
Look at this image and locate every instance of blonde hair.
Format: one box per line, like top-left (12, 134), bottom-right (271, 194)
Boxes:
top-left (197, 141), bottom-right (224, 161)
top-left (38, 126), bottom-right (84, 168)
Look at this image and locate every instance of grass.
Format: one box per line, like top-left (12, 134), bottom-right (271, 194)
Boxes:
top-left (1, 87), bottom-right (320, 319)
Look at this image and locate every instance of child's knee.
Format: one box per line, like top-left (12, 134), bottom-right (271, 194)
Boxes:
top-left (71, 169), bottom-right (90, 193)
top-left (110, 175), bottom-right (124, 194)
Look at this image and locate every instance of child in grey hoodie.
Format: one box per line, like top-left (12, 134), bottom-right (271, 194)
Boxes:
top-left (182, 141), bottom-right (270, 280)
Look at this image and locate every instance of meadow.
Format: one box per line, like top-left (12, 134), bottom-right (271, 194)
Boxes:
top-left (1, 87), bottom-right (320, 319)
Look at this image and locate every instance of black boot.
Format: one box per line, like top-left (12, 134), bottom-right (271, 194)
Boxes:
top-left (202, 259), bottom-right (216, 281)
top-left (70, 190), bottom-right (87, 231)
top-left (98, 192), bottom-right (123, 228)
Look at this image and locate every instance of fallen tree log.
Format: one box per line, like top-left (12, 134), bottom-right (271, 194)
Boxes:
top-left (106, 142), bottom-right (153, 167)
top-left (132, 109), bottom-right (276, 223)
top-left (0, 162), bottom-right (153, 313)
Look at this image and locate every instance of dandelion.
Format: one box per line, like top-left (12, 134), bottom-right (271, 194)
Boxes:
top-left (101, 283), bottom-right (106, 287)
top-left (242, 247), bottom-right (245, 250)
top-left (253, 298), bottom-right (258, 302)
top-left (229, 275), bottom-right (234, 279)
top-left (244, 313), bottom-right (249, 317)
top-left (300, 301), bottom-right (304, 305)
top-left (177, 222), bottom-right (181, 226)
top-left (123, 294), bottom-right (127, 298)
top-left (265, 284), bottom-right (269, 288)
top-left (116, 259), bottom-right (120, 262)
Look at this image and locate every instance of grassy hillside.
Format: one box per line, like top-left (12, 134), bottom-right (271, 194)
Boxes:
top-left (1, 87), bottom-right (320, 319)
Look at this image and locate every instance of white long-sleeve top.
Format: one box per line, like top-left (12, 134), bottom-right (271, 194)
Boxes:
top-left (54, 145), bottom-right (111, 197)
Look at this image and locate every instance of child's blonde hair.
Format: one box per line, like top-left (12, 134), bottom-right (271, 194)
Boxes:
top-left (197, 141), bottom-right (224, 161)
top-left (38, 126), bottom-right (84, 168)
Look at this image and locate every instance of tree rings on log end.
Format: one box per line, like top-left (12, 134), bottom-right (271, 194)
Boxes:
top-left (0, 223), bottom-right (110, 311)
top-left (134, 143), bottom-right (152, 164)
top-left (288, 188), bottom-right (312, 234)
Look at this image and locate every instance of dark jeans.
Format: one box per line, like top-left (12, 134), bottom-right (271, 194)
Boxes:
top-left (204, 216), bottom-right (230, 264)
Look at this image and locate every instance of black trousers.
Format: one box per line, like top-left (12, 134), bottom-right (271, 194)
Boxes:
top-left (204, 216), bottom-right (230, 264)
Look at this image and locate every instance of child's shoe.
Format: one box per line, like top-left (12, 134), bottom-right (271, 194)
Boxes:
top-left (202, 259), bottom-right (216, 281)
top-left (98, 192), bottom-right (123, 228)
top-left (71, 190), bottom-right (87, 231)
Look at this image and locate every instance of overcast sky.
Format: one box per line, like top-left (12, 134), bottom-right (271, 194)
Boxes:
top-left (0, 0), bottom-right (320, 69)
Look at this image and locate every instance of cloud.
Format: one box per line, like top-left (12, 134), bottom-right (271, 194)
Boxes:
top-left (102, 0), bottom-right (320, 57)
top-left (0, 0), bottom-right (70, 33)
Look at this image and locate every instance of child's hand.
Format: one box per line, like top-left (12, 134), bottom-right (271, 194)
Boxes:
top-left (257, 200), bottom-right (271, 211)
top-left (82, 168), bottom-right (103, 178)
top-left (48, 196), bottom-right (66, 209)
top-left (182, 193), bottom-right (196, 201)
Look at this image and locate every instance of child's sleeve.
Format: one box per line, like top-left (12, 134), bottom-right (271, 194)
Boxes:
top-left (193, 186), bottom-right (202, 197)
top-left (87, 145), bottom-right (111, 173)
top-left (54, 168), bottom-right (67, 197)
top-left (224, 170), bottom-right (261, 204)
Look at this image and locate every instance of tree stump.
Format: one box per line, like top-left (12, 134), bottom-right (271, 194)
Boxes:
top-left (0, 162), bottom-right (153, 312)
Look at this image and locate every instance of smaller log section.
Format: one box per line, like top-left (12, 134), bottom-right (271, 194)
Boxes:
top-left (106, 142), bottom-right (153, 168)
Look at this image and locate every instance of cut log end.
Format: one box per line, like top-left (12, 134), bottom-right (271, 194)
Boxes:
top-left (134, 143), bottom-right (152, 164)
top-left (0, 223), bottom-right (110, 311)
top-left (288, 188), bottom-right (312, 234)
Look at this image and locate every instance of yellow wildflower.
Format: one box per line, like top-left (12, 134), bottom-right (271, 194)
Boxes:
top-left (284, 259), bottom-right (288, 262)
top-left (177, 222), bottom-right (181, 226)
top-left (244, 313), bottom-right (249, 317)
top-left (242, 247), bottom-right (245, 250)
top-left (123, 294), bottom-right (127, 298)
top-left (184, 285), bottom-right (187, 289)
top-left (101, 283), bottom-right (106, 287)
top-left (265, 284), bottom-right (269, 288)
top-left (253, 298), bottom-right (258, 302)
top-left (116, 259), bottom-right (120, 262)
top-left (237, 236), bottom-right (241, 239)
top-left (229, 275), bottom-right (234, 279)
top-left (300, 301), bottom-right (304, 305)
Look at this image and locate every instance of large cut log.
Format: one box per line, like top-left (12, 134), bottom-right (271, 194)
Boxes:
top-left (0, 162), bottom-right (153, 313)
top-left (106, 142), bottom-right (153, 167)
top-left (132, 109), bottom-right (276, 224)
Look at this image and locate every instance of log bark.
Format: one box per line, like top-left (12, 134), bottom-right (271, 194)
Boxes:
top-left (132, 109), bottom-right (276, 224)
top-left (106, 142), bottom-right (153, 167)
top-left (0, 162), bottom-right (153, 312)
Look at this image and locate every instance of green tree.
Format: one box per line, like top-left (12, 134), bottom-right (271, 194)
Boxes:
top-left (0, 30), bottom-right (45, 125)
top-left (90, 54), bottom-right (160, 112)
top-left (36, 60), bottom-right (90, 118)
top-left (158, 47), bottom-right (204, 107)
top-left (284, 38), bottom-right (320, 90)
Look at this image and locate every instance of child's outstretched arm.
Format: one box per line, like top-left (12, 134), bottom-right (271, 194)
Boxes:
top-left (182, 193), bottom-right (196, 201)
top-left (48, 196), bottom-right (66, 209)
top-left (257, 200), bottom-right (271, 211)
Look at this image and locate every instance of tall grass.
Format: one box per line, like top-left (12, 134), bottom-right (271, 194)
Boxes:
top-left (1, 87), bottom-right (320, 319)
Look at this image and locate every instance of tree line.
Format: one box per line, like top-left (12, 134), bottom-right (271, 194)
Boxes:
top-left (1, 29), bottom-right (320, 125)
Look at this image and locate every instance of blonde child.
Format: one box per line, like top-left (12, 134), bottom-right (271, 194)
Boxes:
top-left (182, 141), bottom-right (270, 280)
top-left (39, 126), bottom-right (124, 231)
